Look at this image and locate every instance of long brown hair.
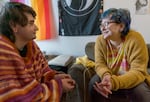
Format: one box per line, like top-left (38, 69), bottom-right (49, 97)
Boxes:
top-left (0, 2), bottom-right (36, 42)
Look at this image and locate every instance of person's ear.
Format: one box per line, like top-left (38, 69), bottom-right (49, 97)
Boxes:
top-left (120, 23), bottom-right (125, 32)
top-left (9, 21), bottom-right (18, 33)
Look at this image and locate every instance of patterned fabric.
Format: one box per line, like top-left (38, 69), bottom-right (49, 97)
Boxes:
top-left (0, 35), bottom-right (62, 102)
top-left (106, 40), bottom-right (129, 75)
top-left (58, 0), bottom-right (103, 36)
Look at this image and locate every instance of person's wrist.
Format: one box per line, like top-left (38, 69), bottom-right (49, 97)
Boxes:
top-left (103, 73), bottom-right (111, 78)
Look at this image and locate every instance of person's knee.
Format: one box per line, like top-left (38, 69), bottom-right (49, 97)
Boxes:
top-left (88, 74), bottom-right (100, 93)
top-left (132, 82), bottom-right (150, 102)
top-left (133, 82), bottom-right (149, 93)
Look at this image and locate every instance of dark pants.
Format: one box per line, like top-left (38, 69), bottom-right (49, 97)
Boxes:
top-left (89, 74), bottom-right (150, 102)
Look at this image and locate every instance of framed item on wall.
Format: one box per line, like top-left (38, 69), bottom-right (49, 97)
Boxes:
top-left (135, 0), bottom-right (150, 15)
top-left (58, 0), bottom-right (103, 36)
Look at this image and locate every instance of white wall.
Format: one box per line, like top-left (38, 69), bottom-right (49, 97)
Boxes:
top-left (36, 0), bottom-right (150, 56)
top-left (0, 0), bottom-right (9, 9)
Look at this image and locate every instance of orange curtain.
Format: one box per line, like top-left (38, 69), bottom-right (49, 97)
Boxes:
top-left (10, 0), bottom-right (56, 40)
top-left (31, 0), bottom-right (56, 40)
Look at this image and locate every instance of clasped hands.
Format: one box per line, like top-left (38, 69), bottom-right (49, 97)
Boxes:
top-left (93, 74), bottom-right (112, 98)
top-left (55, 73), bottom-right (75, 93)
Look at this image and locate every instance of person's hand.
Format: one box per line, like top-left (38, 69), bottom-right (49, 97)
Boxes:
top-left (93, 74), bottom-right (112, 98)
top-left (61, 78), bottom-right (75, 93)
top-left (101, 74), bottom-right (112, 91)
top-left (94, 82), bottom-right (112, 98)
top-left (54, 73), bottom-right (75, 93)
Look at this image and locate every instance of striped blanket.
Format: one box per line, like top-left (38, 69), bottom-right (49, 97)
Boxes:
top-left (0, 35), bottom-right (62, 102)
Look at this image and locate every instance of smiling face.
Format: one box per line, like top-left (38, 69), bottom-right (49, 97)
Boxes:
top-left (13, 13), bottom-right (38, 42)
top-left (100, 18), bottom-right (124, 41)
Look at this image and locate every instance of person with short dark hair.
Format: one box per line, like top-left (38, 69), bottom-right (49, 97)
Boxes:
top-left (0, 2), bottom-right (75, 102)
top-left (89, 8), bottom-right (150, 102)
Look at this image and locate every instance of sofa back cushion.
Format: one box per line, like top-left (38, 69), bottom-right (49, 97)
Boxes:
top-left (85, 42), bottom-right (95, 61)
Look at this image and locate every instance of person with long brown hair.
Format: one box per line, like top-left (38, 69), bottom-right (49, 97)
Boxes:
top-left (0, 2), bottom-right (75, 102)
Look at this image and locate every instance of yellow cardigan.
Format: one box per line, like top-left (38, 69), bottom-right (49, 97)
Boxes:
top-left (95, 30), bottom-right (150, 91)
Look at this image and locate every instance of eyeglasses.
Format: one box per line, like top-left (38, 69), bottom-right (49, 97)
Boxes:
top-left (100, 21), bottom-right (116, 28)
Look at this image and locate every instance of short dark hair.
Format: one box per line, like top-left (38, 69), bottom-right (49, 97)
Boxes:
top-left (0, 2), bottom-right (36, 42)
top-left (101, 8), bottom-right (131, 37)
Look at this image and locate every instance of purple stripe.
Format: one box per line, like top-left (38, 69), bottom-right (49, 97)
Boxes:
top-left (0, 75), bottom-right (33, 85)
top-left (0, 44), bottom-right (14, 51)
top-left (46, 78), bottom-right (62, 99)
top-left (0, 60), bottom-right (23, 67)
top-left (56, 78), bottom-right (63, 98)
top-left (8, 83), bottom-right (43, 102)
top-left (0, 53), bottom-right (22, 62)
